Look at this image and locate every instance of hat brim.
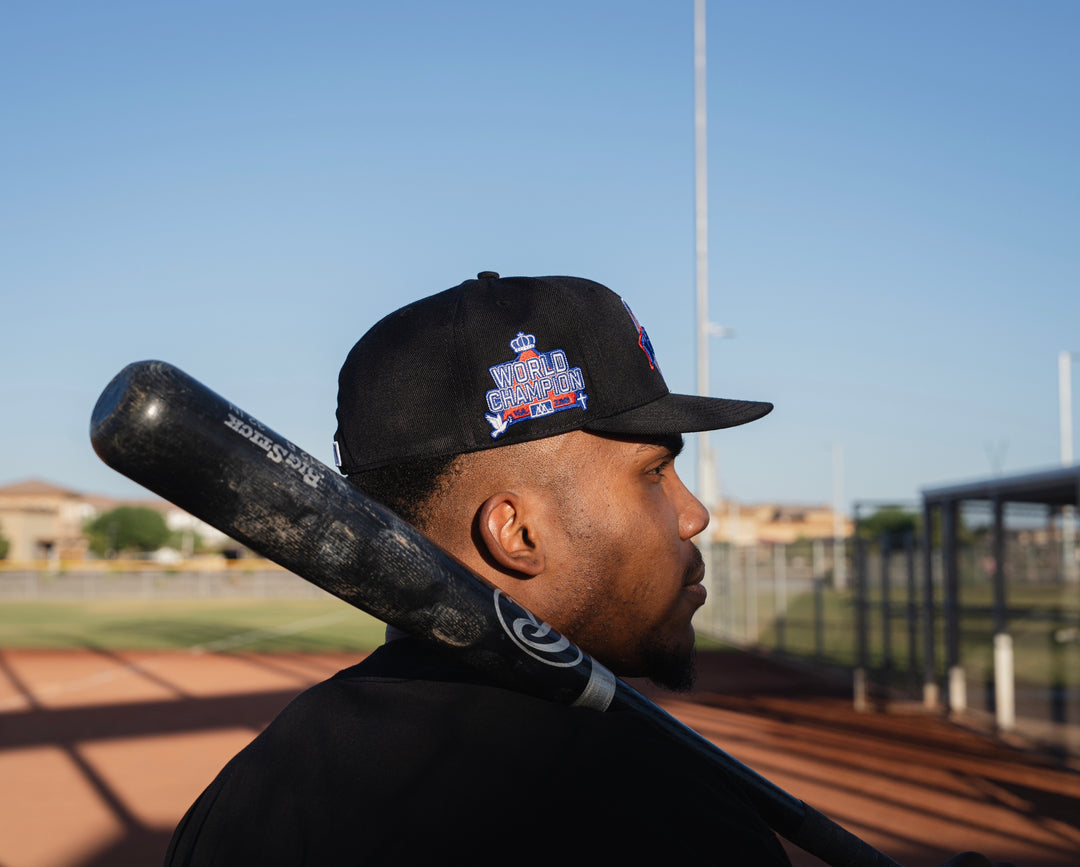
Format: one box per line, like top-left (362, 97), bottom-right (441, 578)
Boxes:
top-left (584, 393), bottom-right (773, 436)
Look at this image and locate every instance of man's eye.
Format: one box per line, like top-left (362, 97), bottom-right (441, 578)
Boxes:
top-left (649, 460), bottom-right (671, 477)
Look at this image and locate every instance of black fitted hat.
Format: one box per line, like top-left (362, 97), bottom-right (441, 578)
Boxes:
top-left (334, 273), bottom-right (772, 474)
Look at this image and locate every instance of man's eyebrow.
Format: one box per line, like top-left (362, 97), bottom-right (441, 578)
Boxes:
top-left (637, 434), bottom-right (684, 459)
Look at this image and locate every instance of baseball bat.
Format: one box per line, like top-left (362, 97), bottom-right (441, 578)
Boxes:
top-left (89, 360), bottom-right (901, 867)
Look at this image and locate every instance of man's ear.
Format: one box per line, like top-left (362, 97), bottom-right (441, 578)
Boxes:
top-left (476, 492), bottom-right (545, 577)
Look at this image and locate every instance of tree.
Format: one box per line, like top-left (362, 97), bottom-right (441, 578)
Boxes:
top-left (86, 506), bottom-right (170, 557)
top-left (857, 504), bottom-right (971, 549)
top-left (0, 521), bottom-right (9, 560)
top-left (857, 506), bottom-right (918, 547)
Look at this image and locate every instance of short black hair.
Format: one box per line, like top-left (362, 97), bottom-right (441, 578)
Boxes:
top-left (345, 453), bottom-right (461, 530)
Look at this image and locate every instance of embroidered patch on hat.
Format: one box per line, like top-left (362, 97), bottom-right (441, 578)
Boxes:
top-left (621, 299), bottom-right (659, 372)
top-left (484, 332), bottom-right (589, 438)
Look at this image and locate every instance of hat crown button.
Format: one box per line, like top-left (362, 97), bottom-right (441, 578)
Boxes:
top-left (477, 271), bottom-right (499, 280)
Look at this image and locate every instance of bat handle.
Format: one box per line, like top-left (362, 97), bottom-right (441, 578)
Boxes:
top-left (723, 757), bottom-right (903, 866)
top-left (787, 803), bottom-right (904, 867)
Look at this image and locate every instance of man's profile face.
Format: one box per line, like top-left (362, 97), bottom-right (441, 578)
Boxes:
top-left (530, 431), bottom-right (710, 691)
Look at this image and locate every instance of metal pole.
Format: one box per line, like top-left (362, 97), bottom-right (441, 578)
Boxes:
top-left (921, 500), bottom-right (939, 708)
top-left (814, 576), bottom-right (825, 663)
top-left (880, 531), bottom-right (893, 685)
top-left (1059, 351), bottom-right (1078, 582)
top-left (833, 443), bottom-right (847, 589)
top-left (775, 543), bottom-right (787, 652)
top-left (726, 537), bottom-right (737, 638)
top-left (853, 505), bottom-right (869, 711)
top-left (853, 540), bottom-right (869, 711)
top-left (746, 544), bottom-right (758, 643)
top-left (1061, 350), bottom-right (1074, 467)
top-left (944, 501), bottom-right (966, 714)
top-left (694, 0), bottom-right (714, 511)
top-left (992, 498), bottom-right (1007, 636)
top-left (991, 496), bottom-right (1015, 732)
top-left (905, 530), bottom-right (918, 690)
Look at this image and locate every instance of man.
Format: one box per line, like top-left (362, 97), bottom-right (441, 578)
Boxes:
top-left (166, 274), bottom-right (1010, 866)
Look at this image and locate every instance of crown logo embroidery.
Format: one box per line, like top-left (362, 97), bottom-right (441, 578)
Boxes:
top-left (509, 332), bottom-right (536, 353)
top-left (484, 333), bottom-right (589, 438)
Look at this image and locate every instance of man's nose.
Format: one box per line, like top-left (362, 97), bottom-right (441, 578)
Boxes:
top-left (676, 474), bottom-right (710, 540)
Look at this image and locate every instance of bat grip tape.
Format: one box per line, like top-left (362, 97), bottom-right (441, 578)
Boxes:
top-left (788, 803), bottom-right (904, 867)
top-left (570, 660), bottom-right (617, 710)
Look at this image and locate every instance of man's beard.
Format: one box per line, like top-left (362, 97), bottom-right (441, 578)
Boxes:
top-left (642, 643), bottom-right (697, 693)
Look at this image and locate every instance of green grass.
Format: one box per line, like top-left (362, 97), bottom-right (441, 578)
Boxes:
top-left (746, 583), bottom-right (1079, 691)
top-left (3, 585), bottom-right (1074, 692)
top-left (0, 598), bottom-right (388, 653)
top-left (0, 599), bottom-right (745, 660)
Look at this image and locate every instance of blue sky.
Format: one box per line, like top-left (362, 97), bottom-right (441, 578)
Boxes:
top-left (3, 1), bottom-right (1078, 514)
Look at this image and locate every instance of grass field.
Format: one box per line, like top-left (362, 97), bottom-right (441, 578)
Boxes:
top-left (0, 598), bottom-right (388, 653)
top-left (747, 583), bottom-right (1080, 692)
top-left (2, 585), bottom-right (1074, 694)
top-left (0, 597), bottom-right (738, 655)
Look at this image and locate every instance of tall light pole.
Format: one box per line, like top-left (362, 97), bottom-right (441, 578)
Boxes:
top-left (693, 0), bottom-right (733, 511)
top-left (694, 0), bottom-right (713, 509)
top-left (693, 0), bottom-right (738, 639)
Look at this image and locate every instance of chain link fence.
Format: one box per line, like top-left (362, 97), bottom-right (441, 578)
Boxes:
top-left (698, 504), bottom-right (1080, 759)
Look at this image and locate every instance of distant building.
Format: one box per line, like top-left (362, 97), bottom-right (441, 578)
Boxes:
top-left (0, 479), bottom-right (94, 561)
top-left (709, 499), bottom-right (853, 547)
top-left (0, 478), bottom-right (229, 563)
top-left (0, 477), bottom-right (852, 565)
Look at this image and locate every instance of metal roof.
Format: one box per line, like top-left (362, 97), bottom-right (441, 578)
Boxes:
top-left (921, 464), bottom-right (1080, 507)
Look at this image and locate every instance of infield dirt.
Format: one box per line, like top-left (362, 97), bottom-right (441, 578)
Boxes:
top-left (1, 647), bottom-right (1077, 867)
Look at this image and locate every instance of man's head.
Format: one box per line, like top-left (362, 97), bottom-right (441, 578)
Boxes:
top-left (335, 273), bottom-right (772, 689)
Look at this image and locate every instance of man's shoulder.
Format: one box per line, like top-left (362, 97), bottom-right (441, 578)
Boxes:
top-left (251, 636), bottom-right (719, 792)
top-left (167, 636), bottom-right (791, 865)
top-left (281, 637), bottom-right (645, 747)
top-left (293, 636), bottom-right (578, 715)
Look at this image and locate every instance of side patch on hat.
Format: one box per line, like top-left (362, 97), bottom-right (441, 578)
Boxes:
top-left (484, 332), bottom-right (589, 438)
top-left (621, 299), bottom-right (659, 372)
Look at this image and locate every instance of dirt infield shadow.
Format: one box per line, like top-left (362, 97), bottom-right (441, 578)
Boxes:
top-left (637, 650), bottom-right (1080, 866)
top-left (0, 647), bottom-right (352, 867)
top-left (2, 646), bottom-right (1078, 867)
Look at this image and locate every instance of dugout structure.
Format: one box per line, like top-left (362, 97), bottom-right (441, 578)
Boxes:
top-left (920, 465), bottom-right (1080, 741)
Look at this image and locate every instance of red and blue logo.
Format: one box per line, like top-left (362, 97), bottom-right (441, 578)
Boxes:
top-left (484, 332), bottom-right (589, 438)
top-left (621, 299), bottom-right (659, 371)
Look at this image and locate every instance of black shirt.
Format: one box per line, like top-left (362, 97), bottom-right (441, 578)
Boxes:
top-left (166, 637), bottom-right (792, 865)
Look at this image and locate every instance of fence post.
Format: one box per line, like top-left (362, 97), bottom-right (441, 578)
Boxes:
top-left (727, 541), bottom-right (738, 640)
top-left (704, 539), bottom-right (718, 637)
top-left (921, 500), bottom-right (939, 709)
top-left (745, 545), bottom-right (758, 643)
top-left (905, 530), bottom-right (918, 691)
top-left (881, 531), bottom-right (893, 686)
top-left (991, 496), bottom-right (1015, 732)
top-left (854, 531), bottom-right (869, 711)
top-left (944, 501), bottom-right (966, 714)
top-left (774, 544), bottom-right (787, 652)
top-left (813, 576), bottom-right (825, 663)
